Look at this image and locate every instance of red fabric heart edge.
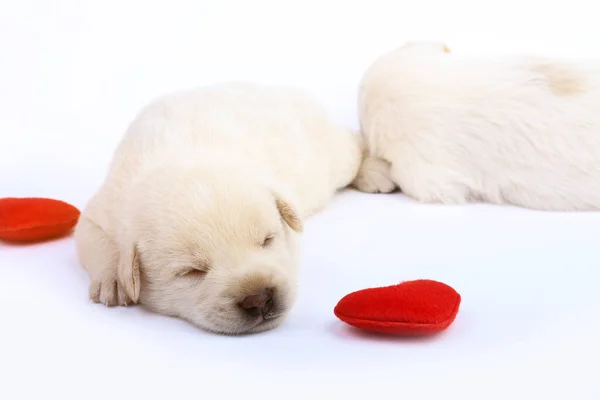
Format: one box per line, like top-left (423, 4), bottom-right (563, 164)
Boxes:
top-left (334, 280), bottom-right (461, 336)
top-left (0, 197), bottom-right (81, 243)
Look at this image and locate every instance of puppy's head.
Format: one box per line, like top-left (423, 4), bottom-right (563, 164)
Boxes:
top-left (116, 164), bottom-right (303, 335)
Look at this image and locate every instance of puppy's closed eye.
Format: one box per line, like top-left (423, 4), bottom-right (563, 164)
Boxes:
top-left (261, 233), bottom-right (275, 248)
top-left (180, 268), bottom-right (207, 278)
top-left (177, 263), bottom-right (209, 279)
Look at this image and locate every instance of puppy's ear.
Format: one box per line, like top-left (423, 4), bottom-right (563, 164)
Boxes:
top-left (273, 192), bottom-right (303, 233)
top-left (117, 244), bottom-right (141, 303)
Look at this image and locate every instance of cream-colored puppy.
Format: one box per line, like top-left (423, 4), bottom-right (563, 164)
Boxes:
top-left (74, 82), bottom-right (363, 334)
top-left (354, 42), bottom-right (600, 211)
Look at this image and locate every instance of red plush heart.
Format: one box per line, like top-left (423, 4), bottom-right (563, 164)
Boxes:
top-left (334, 279), bottom-right (461, 336)
top-left (0, 197), bottom-right (81, 243)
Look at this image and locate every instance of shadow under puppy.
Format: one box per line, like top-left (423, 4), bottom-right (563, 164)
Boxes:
top-left (354, 42), bottom-right (600, 211)
top-left (75, 82), bottom-right (363, 334)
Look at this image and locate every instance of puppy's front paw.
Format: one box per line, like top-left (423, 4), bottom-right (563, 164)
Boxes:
top-left (89, 276), bottom-right (132, 307)
top-left (352, 156), bottom-right (396, 194)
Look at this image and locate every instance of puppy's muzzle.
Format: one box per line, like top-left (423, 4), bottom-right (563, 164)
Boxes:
top-left (239, 287), bottom-right (275, 318)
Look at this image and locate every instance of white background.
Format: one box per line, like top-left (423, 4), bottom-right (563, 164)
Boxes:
top-left (1, 1), bottom-right (600, 399)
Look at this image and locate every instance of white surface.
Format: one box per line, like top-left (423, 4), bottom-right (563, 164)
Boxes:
top-left (1, 1), bottom-right (600, 399)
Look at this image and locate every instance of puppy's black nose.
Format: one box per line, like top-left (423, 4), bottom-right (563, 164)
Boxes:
top-left (240, 288), bottom-right (274, 318)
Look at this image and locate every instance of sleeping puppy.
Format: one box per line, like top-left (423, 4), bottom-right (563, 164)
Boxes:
top-left (74, 82), bottom-right (363, 334)
top-left (353, 42), bottom-right (600, 211)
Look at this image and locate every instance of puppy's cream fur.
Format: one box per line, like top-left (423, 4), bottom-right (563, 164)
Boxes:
top-left (354, 42), bottom-right (600, 210)
top-left (75, 82), bottom-right (362, 334)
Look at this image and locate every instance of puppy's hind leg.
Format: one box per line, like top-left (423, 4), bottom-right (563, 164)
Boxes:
top-left (74, 215), bottom-right (132, 307)
top-left (389, 158), bottom-right (471, 204)
top-left (351, 155), bottom-right (397, 194)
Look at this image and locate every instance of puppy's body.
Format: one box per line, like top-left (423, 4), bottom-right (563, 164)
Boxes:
top-left (354, 42), bottom-right (600, 210)
top-left (75, 82), bottom-right (362, 334)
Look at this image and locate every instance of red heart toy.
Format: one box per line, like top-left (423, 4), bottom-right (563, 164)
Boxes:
top-left (334, 279), bottom-right (461, 336)
top-left (0, 197), bottom-right (81, 243)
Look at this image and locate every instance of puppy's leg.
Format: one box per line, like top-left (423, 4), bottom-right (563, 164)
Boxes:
top-left (389, 159), bottom-right (471, 204)
top-left (74, 215), bottom-right (131, 307)
top-left (352, 155), bottom-right (397, 193)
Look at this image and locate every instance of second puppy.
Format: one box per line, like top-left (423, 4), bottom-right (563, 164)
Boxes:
top-left (354, 42), bottom-right (600, 211)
